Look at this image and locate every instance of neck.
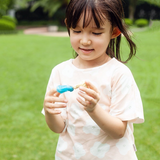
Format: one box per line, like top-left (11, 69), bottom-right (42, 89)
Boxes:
top-left (73, 55), bottom-right (111, 69)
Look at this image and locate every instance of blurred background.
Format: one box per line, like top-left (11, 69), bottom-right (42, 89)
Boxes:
top-left (0, 0), bottom-right (160, 32)
top-left (0, 0), bottom-right (160, 160)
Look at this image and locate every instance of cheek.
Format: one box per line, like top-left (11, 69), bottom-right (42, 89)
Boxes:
top-left (70, 36), bottom-right (79, 49)
top-left (94, 38), bottom-right (109, 48)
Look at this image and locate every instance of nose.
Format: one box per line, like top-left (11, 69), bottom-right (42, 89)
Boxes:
top-left (80, 35), bottom-right (91, 46)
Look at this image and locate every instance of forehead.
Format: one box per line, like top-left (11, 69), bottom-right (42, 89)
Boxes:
top-left (66, 1), bottom-right (110, 29)
top-left (77, 9), bottom-right (108, 29)
top-left (75, 10), bottom-right (111, 30)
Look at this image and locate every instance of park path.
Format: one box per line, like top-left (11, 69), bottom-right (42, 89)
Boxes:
top-left (23, 27), bottom-right (69, 37)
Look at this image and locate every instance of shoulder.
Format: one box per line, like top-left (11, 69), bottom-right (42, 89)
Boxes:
top-left (111, 58), bottom-right (133, 77)
top-left (110, 58), bottom-right (135, 86)
top-left (51, 59), bottom-right (73, 72)
top-left (48, 59), bottom-right (73, 79)
top-left (53, 59), bottom-right (72, 69)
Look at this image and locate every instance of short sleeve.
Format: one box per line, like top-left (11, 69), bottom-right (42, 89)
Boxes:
top-left (41, 66), bottom-right (68, 132)
top-left (109, 67), bottom-right (144, 124)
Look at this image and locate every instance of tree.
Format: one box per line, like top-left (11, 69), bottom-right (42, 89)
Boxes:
top-left (144, 0), bottom-right (160, 26)
top-left (145, 0), bottom-right (160, 6)
top-left (31, 0), bottom-right (70, 17)
top-left (0, 0), bottom-right (14, 17)
top-left (128, 0), bottom-right (160, 20)
top-left (128, 0), bottom-right (138, 20)
top-left (15, 0), bottom-right (33, 8)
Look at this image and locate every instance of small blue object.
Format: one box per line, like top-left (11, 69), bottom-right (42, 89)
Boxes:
top-left (57, 85), bottom-right (74, 94)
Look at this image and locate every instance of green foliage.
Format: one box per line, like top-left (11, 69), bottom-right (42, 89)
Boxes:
top-left (2, 15), bottom-right (17, 24)
top-left (0, 0), bottom-right (8, 17)
top-left (135, 19), bottom-right (149, 27)
top-left (0, 19), bottom-right (16, 30)
top-left (15, 0), bottom-right (33, 8)
top-left (0, 0), bottom-right (15, 17)
top-left (144, 0), bottom-right (160, 7)
top-left (124, 18), bottom-right (133, 26)
top-left (0, 15), bottom-right (17, 33)
top-left (31, 0), bottom-right (70, 17)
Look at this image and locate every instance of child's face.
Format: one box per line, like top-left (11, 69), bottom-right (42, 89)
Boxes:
top-left (69, 12), bottom-right (114, 64)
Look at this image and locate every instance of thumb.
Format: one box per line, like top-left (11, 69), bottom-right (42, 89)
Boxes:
top-left (46, 88), bottom-right (60, 97)
top-left (85, 81), bottom-right (99, 93)
top-left (54, 91), bottom-right (61, 97)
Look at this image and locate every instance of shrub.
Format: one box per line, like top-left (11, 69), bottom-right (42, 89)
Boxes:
top-left (0, 15), bottom-right (17, 32)
top-left (2, 15), bottom-right (17, 24)
top-left (124, 18), bottom-right (133, 26)
top-left (0, 19), bottom-right (16, 30)
top-left (135, 19), bottom-right (149, 27)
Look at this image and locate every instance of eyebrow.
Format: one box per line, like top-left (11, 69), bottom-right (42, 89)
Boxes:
top-left (75, 25), bottom-right (105, 30)
top-left (92, 27), bottom-right (105, 30)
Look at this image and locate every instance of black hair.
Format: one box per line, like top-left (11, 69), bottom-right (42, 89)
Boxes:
top-left (65, 0), bottom-right (136, 63)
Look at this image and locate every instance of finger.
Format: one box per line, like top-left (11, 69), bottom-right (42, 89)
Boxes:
top-left (45, 96), bottom-right (68, 103)
top-left (46, 88), bottom-right (60, 97)
top-left (79, 86), bottom-right (98, 99)
top-left (85, 81), bottom-right (99, 92)
top-left (54, 91), bottom-right (61, 97)
top-left (45, 102), bottom-right (67, 109)
top-left (78, 90), bottom-right (96, 104)
top-left (46, 108), bottom-right (62, 115)
top-left (77, 96), bottom-right (93, 110)
top-left (77, 96), bottom-right (87, 106)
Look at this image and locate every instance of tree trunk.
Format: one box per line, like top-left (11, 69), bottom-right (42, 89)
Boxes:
top-left (129, 0), bottom-right (138, 20)
top-left (129, 5), bottom-right (134, 20)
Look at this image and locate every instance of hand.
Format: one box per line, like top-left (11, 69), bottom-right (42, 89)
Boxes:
top-left (44, 88), bottom-right (68, 115)
top-left (77, 81), bottom-right (100, 112)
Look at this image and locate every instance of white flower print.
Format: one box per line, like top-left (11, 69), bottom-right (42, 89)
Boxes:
top-left (57, 137), bottom-right (68, 153)
top-left (70, 103), bottom-right (83, 120)
top-left (60, 108), bottom-right (67, 118)
top-left (119, 76), bottom-right (132, 96)
top-left (116, 137), bottom-right (131, 155)
top-left (67, 122), bottom-right (75, 136)
top-left (90, 142), bottom-right (110, 158)
top-left (125, 100), bottom-right (135, 114)
top-left (73, 142), bottom-right (86, 159)
top-left (103, 86), bottom-right (112, 97)
top-left (83, 118), bottom-right (100, 136)
top-left (55, 155), bottom-right (62, 160)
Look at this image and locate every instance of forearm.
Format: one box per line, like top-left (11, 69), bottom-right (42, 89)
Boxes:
top-left (45, 110), bottom-right (65, 133)
top-left (87, 104), bottom-right (127, 139)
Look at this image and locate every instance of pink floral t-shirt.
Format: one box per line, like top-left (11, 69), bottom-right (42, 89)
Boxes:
top-left (42, 58), bottom-right (144, 160)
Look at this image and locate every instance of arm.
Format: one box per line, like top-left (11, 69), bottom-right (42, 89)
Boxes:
top-left (87, 104), bottom-right (127, 139)
top-left (43, 89), bottom-right (68, 133)
top-left (77, 81), bottom-right (127, 139)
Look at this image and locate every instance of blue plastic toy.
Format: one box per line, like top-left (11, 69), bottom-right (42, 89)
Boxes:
top-left (57, 85), bottom-right (74, 94)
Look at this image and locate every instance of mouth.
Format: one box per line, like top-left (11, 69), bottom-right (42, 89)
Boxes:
top-left (79, 48), bottom-right (94, 54)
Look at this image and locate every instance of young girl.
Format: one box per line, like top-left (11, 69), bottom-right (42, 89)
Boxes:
top-left (42, 0), bottom-right (144, 159)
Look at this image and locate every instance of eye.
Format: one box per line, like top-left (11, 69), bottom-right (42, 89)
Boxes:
top-left (73, 30), bottom-right (81, 34)
top-left (92, 32), bottom-right (102, 35)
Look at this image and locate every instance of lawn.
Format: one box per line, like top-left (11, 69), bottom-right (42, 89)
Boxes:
top-left (0, 24), bottom-right (160, 160)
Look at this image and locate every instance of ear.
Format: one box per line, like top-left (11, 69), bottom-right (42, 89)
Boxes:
top-left (64, 18), bottom-right (70, 36)
top-left (111, 27), bottom-right (121, 39)
top-left (64, 18), bottom-right (67, 26)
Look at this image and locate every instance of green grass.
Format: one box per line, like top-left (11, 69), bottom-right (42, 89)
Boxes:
top-left (0, 34), bottom-right (72, 160)
top-left (0, 24), bottom-right (160, 159)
